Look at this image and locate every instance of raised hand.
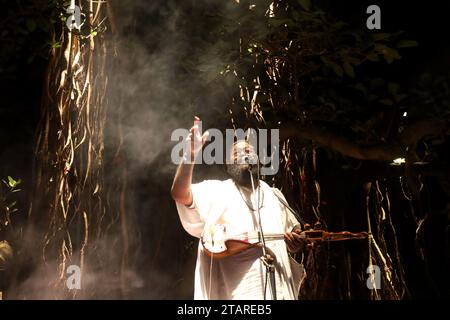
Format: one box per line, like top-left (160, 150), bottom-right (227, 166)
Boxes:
top-left (186, 116), bottom-right (209, 162)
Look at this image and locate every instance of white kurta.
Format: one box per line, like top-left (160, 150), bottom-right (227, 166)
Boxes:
top-left (175, 179), bottom-right (306, 300)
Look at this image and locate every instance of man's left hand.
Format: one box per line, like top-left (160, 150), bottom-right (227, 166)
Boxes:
top-left (284, 229), bottom-right (306, 253)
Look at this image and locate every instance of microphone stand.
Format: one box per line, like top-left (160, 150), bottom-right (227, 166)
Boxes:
top-left (248, 159), bottom-right (277, 300)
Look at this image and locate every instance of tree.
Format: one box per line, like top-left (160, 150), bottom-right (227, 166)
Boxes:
top-left (3, 0), bottom-right (448, 299)
top-left (188, 0), bottom-right (449, 299)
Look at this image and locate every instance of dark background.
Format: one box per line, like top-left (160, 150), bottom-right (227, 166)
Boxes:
top-left (0, 0), bottom-right (448, 299)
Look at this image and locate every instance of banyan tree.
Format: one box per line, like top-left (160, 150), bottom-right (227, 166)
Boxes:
top-left (0, 0), bottom-right (448, 300)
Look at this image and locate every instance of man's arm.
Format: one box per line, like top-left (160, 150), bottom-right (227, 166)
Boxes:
top-left (273, 188), bottom-right (307, 253)
top-left (170, 116), bottom-right (209, 206)
top-left (171, 162), bottom-right (195, 206)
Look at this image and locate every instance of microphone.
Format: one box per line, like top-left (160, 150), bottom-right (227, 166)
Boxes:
top-left (242, 153), bottom-right (259, 169)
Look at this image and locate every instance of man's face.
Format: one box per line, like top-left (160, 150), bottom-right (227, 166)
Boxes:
top-left (230, 141), bottom-right (254, 166)
top-left (226, 141), bottom-right (258, 188)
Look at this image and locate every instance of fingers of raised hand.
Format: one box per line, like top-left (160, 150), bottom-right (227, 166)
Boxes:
top-left (202, 131), bottom-right (209, 144)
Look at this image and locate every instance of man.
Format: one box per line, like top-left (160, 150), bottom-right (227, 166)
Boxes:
top-left (171, 117), bottom-right (306, 300)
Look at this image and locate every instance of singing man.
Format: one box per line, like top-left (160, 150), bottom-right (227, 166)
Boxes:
top-left (171, 117), bottom-right (306, 299)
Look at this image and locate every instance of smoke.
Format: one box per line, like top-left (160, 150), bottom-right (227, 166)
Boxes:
top-left (6, 229), bottom-right (146, 299)
top-left (108, 0), bottom-right (238, 175)
top-left (100, 0), bottom-right (243, 299)
top-left (5, 0), bottom-right (242, 299)
top-left (105, 1), bottom-right (235, 298)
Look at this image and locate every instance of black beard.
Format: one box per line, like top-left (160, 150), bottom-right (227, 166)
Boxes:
top-left (226, 164), bottom-right (259, 189)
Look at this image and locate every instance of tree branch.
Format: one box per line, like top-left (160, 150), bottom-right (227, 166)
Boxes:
top-left (280, 119), bottom-right (449, 161)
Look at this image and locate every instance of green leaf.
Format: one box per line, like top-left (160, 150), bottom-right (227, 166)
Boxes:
top-left (380, 98), bottom-right (394, 106)
top-left (397, 40), bottom-right (418, 48)
top-left (329, 62), bottom-right (343, 77)
top-left (6, 176), bottom-right (21, 188)
top-left (394, 93), bottom-right (408, 103)
top-left (388, 82), bottom-right (400, 95)
top-left (298, 0), bottom-right (311, 11)
top-left (345, 31), bottom-right (362, 42)
top-left (321, 57), bottom-right (343, 77)
top-left (292, 10), bottom-right (301, 21)
top-left (26, 19), bottom-right (37, 32)
top-left (351, 83), bottom-right (368, 96)
top-left (38, 17), bottom-right (50, 32)
top-left (366, 52), bottom-right (379, 62)
top-left (343, 62), bottom-right (355, 78)
top-left (370, 78), bottom-right (385, 88)
top-left (374, 44), bottom-right (397, 56)
top-left (332, 21), bottom-right (348, 31)
top-left (347, 57), bottom-right (360, 65)
top-left (372, 33), bottom-right (391, 41)
top-left (375, 44), bottom-right (401, 64)
top-left (7, 176), bottom-right (17, 188)
top-left (320, 56), bottom-right (329, 65)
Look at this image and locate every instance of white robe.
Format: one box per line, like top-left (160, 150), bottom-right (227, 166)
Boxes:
top-left (175, 179), bottom-right (306, 300)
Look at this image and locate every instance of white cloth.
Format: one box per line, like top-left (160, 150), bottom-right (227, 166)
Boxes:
top-left (175, 179), bottom-right (306, 300)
